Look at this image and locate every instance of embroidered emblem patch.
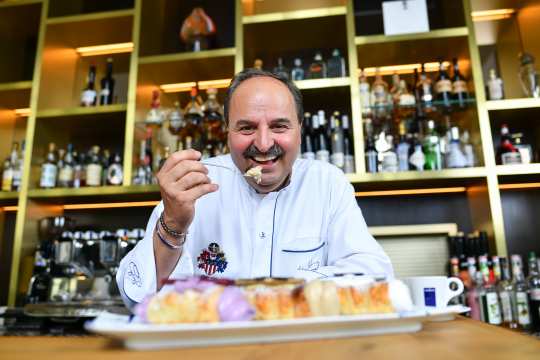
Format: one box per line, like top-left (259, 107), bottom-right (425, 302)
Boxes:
top-left (127, 261), bottom-right (142, 287)
top-left (197, 242), bottom-right (228, 276)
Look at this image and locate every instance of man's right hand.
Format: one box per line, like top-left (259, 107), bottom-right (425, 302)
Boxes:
top-left (156, 149), bottom-right (219, 234)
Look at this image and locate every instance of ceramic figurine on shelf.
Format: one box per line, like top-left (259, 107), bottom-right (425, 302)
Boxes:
top-left (180, 7), bottom-right (216, 52)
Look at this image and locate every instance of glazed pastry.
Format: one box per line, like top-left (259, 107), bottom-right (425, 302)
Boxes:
top-left (244, 166), bottom-right (263, 184)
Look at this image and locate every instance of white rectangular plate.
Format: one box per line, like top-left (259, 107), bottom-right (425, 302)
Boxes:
top-left (86, 306), bottom-right (469, 350)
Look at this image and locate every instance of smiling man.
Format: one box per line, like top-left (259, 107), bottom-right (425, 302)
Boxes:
top-left (116, 68), bottom-right (393, 309)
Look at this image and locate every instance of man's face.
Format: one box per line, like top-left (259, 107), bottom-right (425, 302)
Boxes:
top-left (228, 76), bottom-right (301, 193)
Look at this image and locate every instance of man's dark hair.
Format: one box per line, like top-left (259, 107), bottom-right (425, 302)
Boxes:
top-left (223, 68), bottom-right (304, 126)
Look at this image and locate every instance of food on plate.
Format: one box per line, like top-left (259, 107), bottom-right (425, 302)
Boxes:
top-left (135, 276), bottom-right (413, 324)
top-left (244, 166), bottom-right (263, 184)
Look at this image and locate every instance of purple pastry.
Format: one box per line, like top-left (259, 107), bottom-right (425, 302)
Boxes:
top-left (218, 286), bottom-right (255, 322)
top-left (134, 295), bottom-right (151, 322)
top-left (173, 276), bottom-right (217, 293)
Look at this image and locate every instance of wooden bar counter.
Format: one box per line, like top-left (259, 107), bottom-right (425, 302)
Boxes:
top-left (1, 317), bottom-right (539, 359)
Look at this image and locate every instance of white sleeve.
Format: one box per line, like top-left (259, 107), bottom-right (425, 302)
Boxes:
top-left (116, 202), bottom-right (195, 310)
top-left (318, 172), bottom-right (394, 279)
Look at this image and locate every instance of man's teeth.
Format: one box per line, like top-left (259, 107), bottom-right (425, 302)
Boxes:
top-left (253, 155), bottom-right (277, 162)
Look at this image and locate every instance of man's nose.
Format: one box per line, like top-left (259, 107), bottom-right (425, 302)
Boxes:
top-left (253, 127), bottom-right (274, 153)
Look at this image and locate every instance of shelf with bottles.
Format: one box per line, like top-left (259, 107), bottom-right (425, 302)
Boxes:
top-left (490, 109), bottom-right (540, 167)
top-left (27, 184), bottom-right (160, 204)
top-left (132, 85), bottom-right (228, 186)
top-left (38, 11), bottom-right (133, 110)
top-left (352, 0), bottom-right (466, 37)
top-left (139, 0), bottom-right (235, 58)
top-left (0, 190), bottom-right (19, 203)
top-left (244, 13), bottom-right (348, 72)
top-left (47, 0), bottom-right (134, 20)
top-left (0, 1), bottom-right (42, 84)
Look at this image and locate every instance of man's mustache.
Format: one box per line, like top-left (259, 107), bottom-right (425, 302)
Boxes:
top-left (242, 143), bottom-right (284, 159)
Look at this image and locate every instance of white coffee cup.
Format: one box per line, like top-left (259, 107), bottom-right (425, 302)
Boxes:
top-left (403, 276), bottom-right (464, 309)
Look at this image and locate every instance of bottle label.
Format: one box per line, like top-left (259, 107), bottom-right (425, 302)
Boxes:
top-left (316, 150), bottom-right (330, 163)
top-left (452, 80), bottom-right (468, 94)
top-left (86, 164), bottom-right (103, 186)
top-left (531, 289), bottom-right (540, 301)
top-left (436, 79), bottom-right (452, 94)
top-left (499, 291), bottom-right (513, 323)
top-left (486, 292), bottom-right (502, 324)
top-left (40, 163), bottom-right (57, 188)
top-left (330, 152), bottom-right (345, 169)
top-left (100, 88), bottom-right (110, 97)
top-left (107, 165), bottom-right (123, 185)
top-left (58, 167), bottom-right (74, 184)
top-left (2, 169), bottom-right (13, 191)
top-left (81, 89), bottom-right (96, 106)
top-left (501, 152), bottom-right (522, 165)
top-left (516, 291), bottom-right (531, 325)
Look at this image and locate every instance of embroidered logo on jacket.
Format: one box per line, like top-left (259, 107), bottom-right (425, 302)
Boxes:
top-left (127, 261), bottom-right (142, 287)
top-left (197, 243), bottom-right (228, 276)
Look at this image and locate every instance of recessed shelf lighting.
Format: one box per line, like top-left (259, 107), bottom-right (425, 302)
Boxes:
top-left (472, 9), bottom-right (516, 22)
top-left (160, 79), bottom-right (231, 93)
top-left (360, 61), bottom-right (451, 77)
top-left (76, 42), bottom-right (134, 56)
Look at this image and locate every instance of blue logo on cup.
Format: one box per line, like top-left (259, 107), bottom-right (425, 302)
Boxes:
top-left (424, 287), bottom-right (436, 306)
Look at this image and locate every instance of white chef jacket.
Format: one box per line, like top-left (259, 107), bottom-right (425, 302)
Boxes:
top-left (117, 155), bottom-right (393, 309)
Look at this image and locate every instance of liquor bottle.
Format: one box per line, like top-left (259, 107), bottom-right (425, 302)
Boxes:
top-left (376, 132), bottom-right (397, 173)
top-left (81, 64), bottom-right (97, 107)
top-left (99, 57), bottom-right (115, 105)
top-left (39, 143), bottom-right (58, 189)
top-left (461, 130), bottom-right (475, 167)
top-left (1, 155), bottom-right (12, 192)
top-left (409, 135), bottom-right (425, 171)
top-left (468, 265), bottom-right (482, 321)
top-left (168, 101), bottom-right (184, 135)
top-left (365, 134), bottom-right (378, 173)
top-left (145, 90), bottom-right (165, 127)
top-left (526, 252), bottom-right (540, 332)
top-left (371, 69), bottom-right (389, 115)
top-left (308, 52), bottom-right (326, 79)
top-left (314, 114), bottom-right (330, 162)
top-left (435, 60), bottom-right (452, 107)
top-left (73, 152), bottom-right (86, 188)
top-left (511, 254), bottom-right (532, 331)
top-left (12, 141), bottom-right (24, 191)
top-left (479, 255), bottom-right (502, 325)
top-left (202, 88), bottom-right (224, 155)
top-left (487, 68), bottom-right (504, 100)
top-left (342, 115), bottom-right (355, 174)
top-left (144, 128), bottom-right (154, 174)
top-left (253, 59), bottom-right (263, 70)
top-left (389, 73), bottom-right (401, 104)
top-left (513, 134), bottom-right (532, 164)
top-left (301, 112), bottom-right (315, 160)
top-left (107, 153), bottom-right (123, 186)
top-left (446, 126), bottom-right (466, 168)
top-left (418, 64), bottom-right (434, 109)
top-left (158, 146), bottom-right (170, 171)
top-left (273, 57), bottom-right (289, 79)
top-left (86, 146), bottom-right (103, 187)
top-left (133, 140), bottom-right (149, 185)
top-left (101, 149), bottom-right (111, 186)
top-left (291, 58), bottom-right (305, 81)
top-left (518, 52), bottom-right (540, 98)
top-left (327, 49), bottom-right (346, 78)
top-left (398, 80), bottom-right (416, 106)
top-left (423, 120), bottom-right (442, 170)
top-left (56, 148), bottom-right (66, 187)
top-left (452, 58), bottom-right (468, 108)
top-left (396, 122), bottom-right (410, 171)
top-left (58, 143), bottom-right (75, 188)
top-left (182, 87), bottom-right (205, 152)
top-left (330, 114), bottom-right (345, 170)
top-left (498, 257), bottom-right (518, 328)
top-left (359, 69), bottom-right (371, 115)
top-left (497, 124), bottom-right (521, 165)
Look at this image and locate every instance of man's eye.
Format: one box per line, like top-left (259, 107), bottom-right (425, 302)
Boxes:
top-left (271, 124), bottom-right (289, 131)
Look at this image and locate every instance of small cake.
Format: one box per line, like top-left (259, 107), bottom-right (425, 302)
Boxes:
top-left (244, 166), bottom-right (263, 184)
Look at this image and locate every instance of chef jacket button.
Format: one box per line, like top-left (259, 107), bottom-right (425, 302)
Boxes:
top-left (260, 232), bottom-right (266, 239)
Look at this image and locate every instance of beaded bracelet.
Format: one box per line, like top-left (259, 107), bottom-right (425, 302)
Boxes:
top-left (159, 212), bottom-right (187, 239)
top-left (156, 222), bottom-right (185, 249)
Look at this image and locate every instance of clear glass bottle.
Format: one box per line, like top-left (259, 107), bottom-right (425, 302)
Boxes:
top-left (145, 89), bottom-right (165, 127)
top-left (498, 257), bottom-right (518, 328)
top-left (106, 153), bottom-right (123, 186)
top-left (327, 49), bottom-right (346, 78)
top-left (330, 113), bottom-right (345, 170)
top-left (511, 254), bottom-right (532, 331)
top-left (526, 252), bottom-right (540, 333)
top-left (359, 69), bottom-right (372, 115)
top-left (85, 146), bottom-right (103, 187)
top-left (396, 122), bottom-right (410, 171)
top-left (168, 101), bottom-right (184, 135)
top-left (371, 68), bottom-right (389, 115)
top-left (273, 57), bottom-right (289, 79)
top-left (446, 126), bottom-right (466, 168)
top-left (378, 133), bottom-right (398, 173)
top-left (308, 52), bottom-right (326, 79)
top-left (39, 143), bottom-right (58, 189)
top-left (181, 87), bottom-right (205, 152)
top-left (342, 115), bottom-right (355, 174)
top-left (460, 130), bottom-right (475, 167)
top-left (291, 58), bottom-right (305, 81)
top-left (408, 135), bottom-right (425, 171)
top-left (487, 68), bottom-right (504, 100)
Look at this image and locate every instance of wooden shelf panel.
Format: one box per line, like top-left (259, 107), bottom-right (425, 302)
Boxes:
top-left (0, 191), bottom-right (19, 201)
top-left (36, 104), bottom-right (127, 118)
top-left (0, 81), bottom-right (32, 92)
top-left (243, 6), bottom-right (346, 24)
top-left (496, 163), bottom-right (540, 176)
top-left (46, 9), bottom-right (134, 25)
top-left (354, 27), bottom-right (468, 46)
top-left (139, 48), bottom-right (236, 65)
top-left (295, 77), bottom-right (350, 90)
top-left (486, 98), bottom-right (540, 111)
top-left (27, 185), bottom-right (160, 204)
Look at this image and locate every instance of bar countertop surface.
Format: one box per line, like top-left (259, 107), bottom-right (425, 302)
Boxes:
top-left (1, 317), bottom-right (539, 359)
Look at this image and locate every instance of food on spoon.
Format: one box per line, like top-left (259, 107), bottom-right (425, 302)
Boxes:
top-left (244, 166), bottom-right (263, 184)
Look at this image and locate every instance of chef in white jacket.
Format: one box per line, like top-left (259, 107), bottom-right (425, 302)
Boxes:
top-left (117, 68), bottom-right (393, 309)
